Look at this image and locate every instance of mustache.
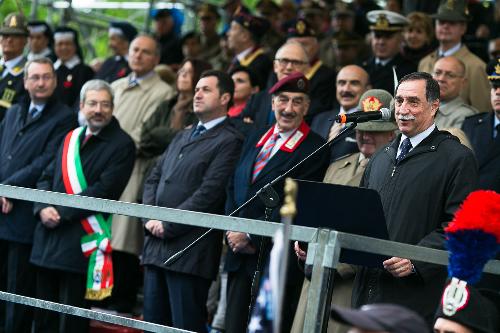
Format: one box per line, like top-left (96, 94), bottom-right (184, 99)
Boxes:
top-left (398, 115), bottom-right (416, 121)
top-left (340, 92), bottom-right (355, 98)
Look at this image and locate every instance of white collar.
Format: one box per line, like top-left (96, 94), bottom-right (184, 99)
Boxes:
top-left (54, 55), bottom-right (81, 70)
top-left (27, 48), bottom-right (52, 61)
top-left (494, 114), bottom-right (500, 138)
top-left (85, 126), bottom-right (101, 136)
top-left (236, 47), bottom-right (253, 62)
top-left (272, 124), bottom-right (295, 140)
top-left (375, 57), bottom-right (393, 66)
top-left (29, 101), bottom-right (45, 113)
top-left (197, 116), bottom-right (227, 131)
top-left (339, 105), bottom-right (358, 115)
top-left (1, 54), bottom-right (25, 77)
top-left (439, 43), bottom-right (461, 57)
top-left (114, 54), bottom-right (129, 61)
top-left (130, 70), bottom-right (154, 83)
top-left (399, 123), bottom-right (436, 153)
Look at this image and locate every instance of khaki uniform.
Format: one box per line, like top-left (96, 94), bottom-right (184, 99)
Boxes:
top-left (419, 46), bottom-right (490, 112)
top-left (111, 73), bottom-right (175, 255)
top-left (435, 96), bottom-right (477, 129)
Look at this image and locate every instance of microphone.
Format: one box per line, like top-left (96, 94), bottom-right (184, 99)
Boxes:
top-left (335, 108), bottom-right (391, 124)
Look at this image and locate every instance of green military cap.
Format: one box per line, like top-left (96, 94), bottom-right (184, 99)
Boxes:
top-left (431, 0), bottom-right (470, 22)
top-left (356, 89), bottom-right (398, 132)
top-left (0, 13), bottom-right (28, 36)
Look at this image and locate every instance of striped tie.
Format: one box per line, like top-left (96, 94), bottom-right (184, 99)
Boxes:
top-left (252, 133), bottom-right (279, 182)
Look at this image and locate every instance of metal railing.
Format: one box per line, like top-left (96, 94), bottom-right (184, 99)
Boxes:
top-left (0, 184), bottom-right (498, 333)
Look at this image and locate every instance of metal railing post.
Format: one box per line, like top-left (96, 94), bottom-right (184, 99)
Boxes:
top-left (303, 229), bottom-right (333, 332)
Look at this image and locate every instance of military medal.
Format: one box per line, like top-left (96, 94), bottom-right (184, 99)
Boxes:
top-left (63, 74), bottom-right (73, 88)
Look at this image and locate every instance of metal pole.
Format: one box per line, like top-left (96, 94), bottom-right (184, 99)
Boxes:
top-left (303, 229), bottom-right (332, 332)
top-left (30, 0), bottom-right (39, 19)
top-left (145, 0), bottom-right (155, 33)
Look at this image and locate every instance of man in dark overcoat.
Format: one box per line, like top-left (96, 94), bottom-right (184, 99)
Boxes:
top-left (462, 57), bottom-right (500, 193)
top-left (0, 57), bottom-right (76, 333)
top-left (141, 70), bottom-right (244, 332)
top-left (352, 72), bottom-right (478, 327)
top-left (30, 79), bottom-right (135, 333)
top-left (224, 72), bottom-right (330, 333)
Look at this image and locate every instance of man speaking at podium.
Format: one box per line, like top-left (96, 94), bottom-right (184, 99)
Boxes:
top-left (352, 72), bottom-right (478, 326)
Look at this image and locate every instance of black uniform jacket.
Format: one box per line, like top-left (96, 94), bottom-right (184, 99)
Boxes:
top-left (30, 117), bottom-right (135, 274)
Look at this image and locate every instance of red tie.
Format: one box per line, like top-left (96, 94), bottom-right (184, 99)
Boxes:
top-left (252, 133), bottom-right (279, 182)
top-left (82, 134), bottom-right (92, 147)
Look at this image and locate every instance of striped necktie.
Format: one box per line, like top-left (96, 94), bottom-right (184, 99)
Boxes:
top-left (252, 133), bottom-right (279, 182)
top-left (396, 138), bottom-right (412, 164)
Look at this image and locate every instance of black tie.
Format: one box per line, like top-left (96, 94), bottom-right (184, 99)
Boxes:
top-left (495, 124), bottom-right (500, 142)
top-left (191, 125), bottom-right (206, 140)
top-left (27, 107), bottom-right (39, 122)
top-left (396, 138), bottom-right (412, 164)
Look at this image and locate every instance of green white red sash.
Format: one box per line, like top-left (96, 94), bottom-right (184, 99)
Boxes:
top-left (61, 126), bottom-right (113, 300)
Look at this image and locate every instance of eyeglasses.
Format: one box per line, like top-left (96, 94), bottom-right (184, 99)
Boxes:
top-left (274, 58), bottom-right (308, 67)
top-left (432, 70), bottom-right (463, 80)
top-left (27, 74), bottom-right (54, 82)
top-left (85, 100), bottom-right (113, 109)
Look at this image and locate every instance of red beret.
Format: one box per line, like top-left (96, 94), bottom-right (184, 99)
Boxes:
top-left (269, 72), bottom-right (309, 95)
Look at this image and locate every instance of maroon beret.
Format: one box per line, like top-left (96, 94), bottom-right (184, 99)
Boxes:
top-left (269, 72), bottom-right (309, 95)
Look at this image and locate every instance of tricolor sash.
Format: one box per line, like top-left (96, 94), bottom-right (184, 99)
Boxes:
top-left (61, 126), bottom-right (113, 300)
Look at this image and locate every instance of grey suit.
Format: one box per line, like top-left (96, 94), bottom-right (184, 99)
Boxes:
top-left (436, 96), bottom-right (477, 129)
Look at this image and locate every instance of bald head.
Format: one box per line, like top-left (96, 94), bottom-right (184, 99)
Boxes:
top-left (432, 56), bottom-right (466, 102)
top-left (336, 65), bottom-right (370, 110)
top-left (273, 41), bottom-right (309, 80)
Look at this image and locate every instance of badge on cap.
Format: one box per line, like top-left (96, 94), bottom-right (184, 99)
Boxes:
top-left (375, 14), bottom-right (389, 30)
top-left (442, 277), bottom-right (470, 316)
top-left (296, 21), bottom-right (306, 35)
top-left (297, 78), bottom-right (305, 90)
top-left (361, 96), bottom-right (382, 112)
top-left (9, 15), bottom-right (17, 28)
top-left (446, 0), bottom-right (454, 10)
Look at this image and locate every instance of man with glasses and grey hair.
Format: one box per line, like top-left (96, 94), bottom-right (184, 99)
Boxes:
top-left (432, 56), bottom-right (476, 129)
top-left (30, 79), bottom-right (135, 333)
top-left (0, 57), bottom-right (76, 333)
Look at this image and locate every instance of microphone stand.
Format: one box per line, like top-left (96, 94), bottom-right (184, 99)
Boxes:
top-left (163, 121), bottom-right (358, 266)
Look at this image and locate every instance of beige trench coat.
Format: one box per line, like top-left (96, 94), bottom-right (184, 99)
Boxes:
top-left (110, 73), bottom-right (175, 256)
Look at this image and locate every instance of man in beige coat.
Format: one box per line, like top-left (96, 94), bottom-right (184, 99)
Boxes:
top-left (432, 56), bottom-right (477, 129)
top-left (292, 89), bottom-right (397, 333)
top-left (418, 0), bottom-right (490, 112)
top-left (109, 34), bottom-right (175, 312)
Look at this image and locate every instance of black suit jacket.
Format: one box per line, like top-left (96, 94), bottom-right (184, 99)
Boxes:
top-left (310, 109), bottom-right (359, 162)
top-left (224, 123), bottom-right (330, 275)
top-left (462, 112), bottom-right (500, 192)
top-left (55, 62), bottom-right (95, 110)
top-left (95, 56), bottom-right (131, 83)
top-left (0, 96), bottom-right (77, 244)
top-left (361, 53), bottom-right (417, 95)
top-left (229, 51), bottom-right (272, 90)
top-left (30, 117), bottom-right (136, 274)
top-left (141, 119), bottom-right (244, 280)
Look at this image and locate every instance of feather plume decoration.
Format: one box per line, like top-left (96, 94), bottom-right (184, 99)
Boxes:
top-left (444, 190), bottom-right (500, 285)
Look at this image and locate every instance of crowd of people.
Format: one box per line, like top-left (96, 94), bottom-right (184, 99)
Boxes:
top-left (0, 0), bottom-right (499, 332)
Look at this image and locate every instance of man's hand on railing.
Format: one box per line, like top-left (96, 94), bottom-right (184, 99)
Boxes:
top-left (226, 231), bottom-right (256, 254)
top-left (40, 207), bottom-right (61, 228)
top-left (294, 241), bottom-right (307, 261)
top-left (0, 197), bottom-right (12, 214)
top-left (145, 220), bottom-right (165, 238)
top-left (383, 257), bottom-right (415, 278)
